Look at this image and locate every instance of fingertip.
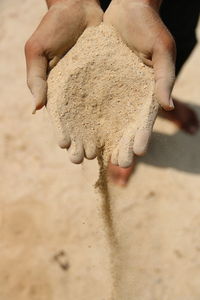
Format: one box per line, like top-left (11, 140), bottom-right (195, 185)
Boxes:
top-left (68, 141), bottom-right (84, 164)
top-left (30, 97), bottom-right (37, 114)
top-left (84, 142), bottom-right (97, 160)
top-left (159, 97), bottom-right (174, 111)
top-left (58, 136), bottom-right (71, 149)
top-left (155, 85), bottom-right (174, 111)
top-left (118, 147), bottom-right (134, 168)
top-left (118, 149), bottom-right (134, 168)
top-left (32, 107), bottom-right (37, 114)
top-left (118, 159), bottom-right (133, 169)
top-left (133, 129), bottom-right (151, 156)
top-left (160, 104), bottom-right (174, 112)
top-left (133, 144), bottom-right (147, 156)
top-left (169, 97), bottom-right (175, 109)
top-left (29, 78), bottom-right (47, 111)
top-left (111, 146), bottom-right (119, 166)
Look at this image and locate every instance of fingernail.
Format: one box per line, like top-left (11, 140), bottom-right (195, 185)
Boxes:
top-left (169, 97), bottom-right (175, 109)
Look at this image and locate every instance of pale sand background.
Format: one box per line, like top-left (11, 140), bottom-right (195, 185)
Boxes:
top-left (0, 1), bottom-right (200, 299)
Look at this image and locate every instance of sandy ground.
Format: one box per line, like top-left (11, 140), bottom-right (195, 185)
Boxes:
top-left (0, 0), bottom-right (200, 299)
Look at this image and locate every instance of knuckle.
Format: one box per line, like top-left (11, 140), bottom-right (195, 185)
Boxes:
top-left (162, 34), bottom-right (176, 57)
top-left (24, 38), bottom-right (43, 58)
top-left (155, 30), bottom-right (176, 58)
top-left (165, 34), bottom-right (176, 53)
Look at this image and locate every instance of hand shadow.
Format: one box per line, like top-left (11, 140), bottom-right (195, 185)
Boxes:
top-left (140, 102), bottom-right (200, 175)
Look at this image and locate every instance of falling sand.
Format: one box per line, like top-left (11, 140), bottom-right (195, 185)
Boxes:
top-left (47, 23), bottom-right (159, 299)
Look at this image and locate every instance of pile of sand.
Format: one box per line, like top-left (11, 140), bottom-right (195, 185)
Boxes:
top-left (47, 23), bottom-right (158, 168)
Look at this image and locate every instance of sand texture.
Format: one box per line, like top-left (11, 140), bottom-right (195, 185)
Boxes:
top-left (47, 23), bottom-right (158, 167)
top-left (1, 1), bottom-right (200, 300)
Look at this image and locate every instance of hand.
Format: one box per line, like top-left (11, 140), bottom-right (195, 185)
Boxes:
top-left (25, 0), bottom-right (103, 113)
top-left (104, 0), bottom-right (176, 156)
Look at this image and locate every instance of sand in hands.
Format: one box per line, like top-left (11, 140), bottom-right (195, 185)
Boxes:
top-left (47, 23), bottom-right (158, 168)
top-left (47, 23), bottom-right (158, 299)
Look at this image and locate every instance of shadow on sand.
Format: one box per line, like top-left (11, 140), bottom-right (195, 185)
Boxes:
top-left (140, 102), bottom-right (200, 174)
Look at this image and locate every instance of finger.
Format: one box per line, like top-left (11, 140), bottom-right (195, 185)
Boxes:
top-left (118, 125), bottom-right (135, 168)
top-left (46, 82), bottom-right (71, 150)
top-left (58, 134), bottom-right (71, 149)
top-left (46, 105), bottom-right (71, 149)
top-left (111, 145), bottom-right (119, 166)
top-left (133, 97), bottom-right (158, 155)
top-left (118, 139), bottom-right (134, 168)
top-left (53, 123), bottom-right (71, 149)
top-left (133, 128), bottom-right (152, 156)
top-left (84, 142), bottom-right (97, 160)
top-left (68, 140), bottom-right (84, 164)
top-left (152, 35), bottom-right (176, 111)
top-left (25, 39), bottom-right (48, 112)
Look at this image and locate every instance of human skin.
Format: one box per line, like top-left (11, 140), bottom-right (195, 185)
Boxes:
top-left (25, 0), bottom-right (176, 165)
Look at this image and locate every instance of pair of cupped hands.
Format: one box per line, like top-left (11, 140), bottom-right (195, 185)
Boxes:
top-left (25, 0), bottom-right (176, 167)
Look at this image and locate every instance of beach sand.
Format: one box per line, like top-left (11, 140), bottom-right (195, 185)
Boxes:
top-left (0, 0), bottom-right (200, 299)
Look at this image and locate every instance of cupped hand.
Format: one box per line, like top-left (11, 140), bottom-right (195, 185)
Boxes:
top-left (25, 0), bottom-right (103, 113)
top-left (104, 0), bottom-right (176, 157)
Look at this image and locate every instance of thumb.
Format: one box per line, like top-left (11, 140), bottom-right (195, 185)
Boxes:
top-left (25, 39), bottom-right (48, 113)
top-left (152, 35), bottom-right (176, 111)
